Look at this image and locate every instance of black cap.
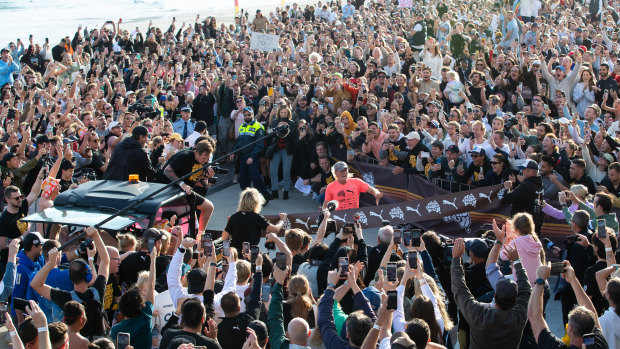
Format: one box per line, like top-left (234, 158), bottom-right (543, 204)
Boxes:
top-left (23, 233), bottom-right (44, 251)
top-left (187, 268), bottom-right (207, 294)
top-left (35, 134), bottom-right (50, 144)
top-left (465, 238), bottom-right (489, 259)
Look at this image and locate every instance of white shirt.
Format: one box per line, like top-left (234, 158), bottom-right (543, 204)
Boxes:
top-left (600, 307), bottom-right (620, 349)
top-left (153, 290), bottom-right (175, 334)
top-left (184, 131), bottom-right (202, 147)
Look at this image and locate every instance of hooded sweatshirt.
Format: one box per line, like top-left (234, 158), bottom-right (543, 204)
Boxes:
top-left (501, 234), bottom-right (542, 286)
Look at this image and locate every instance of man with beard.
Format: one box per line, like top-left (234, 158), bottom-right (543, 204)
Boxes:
top-left (379, 124), bottom-right (407, 166)
top-left (467, 70), bottom-right (491, 107)
top-left (306, 154), bottom-right (335, 205)
top-left (596, 63), bottom-right (618, 108)
top-left (540, 155), bottom-right (566, 201)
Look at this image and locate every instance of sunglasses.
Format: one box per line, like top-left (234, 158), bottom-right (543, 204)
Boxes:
top-left (491, 161), bottom-right (501, 165)
top-left (243, 113), bottom-right (252, 116)
top-left (472, 154), bottom-right (482, 158)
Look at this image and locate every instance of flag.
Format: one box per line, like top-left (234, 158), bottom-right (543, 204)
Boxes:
top-left (514, 0), bottom-right (521, 16)
top-left (234, 0), bottom-right (239, 15)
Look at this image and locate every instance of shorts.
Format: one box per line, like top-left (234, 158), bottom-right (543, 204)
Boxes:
top-left (188, 191), bottom-right (206, 206)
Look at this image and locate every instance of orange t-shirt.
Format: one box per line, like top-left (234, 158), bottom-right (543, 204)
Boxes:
top-left (324, 178), bottom-right (370, 210)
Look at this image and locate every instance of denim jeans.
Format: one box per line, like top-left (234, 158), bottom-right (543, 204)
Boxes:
top-left (270, 149), bottom-right (293, 191)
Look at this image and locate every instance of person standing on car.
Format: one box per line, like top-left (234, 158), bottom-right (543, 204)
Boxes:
top-left (102, 126), bottom-right (159, 182)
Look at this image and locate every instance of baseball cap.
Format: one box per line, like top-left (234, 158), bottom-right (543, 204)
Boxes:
top-left (167, 133), bottom-right (183, 143)
top-left (243, 106), bottom-right (254, 114)
top-left (555, 65), bottom-right (566, 72)
top-left (107, 121), bottom-right (121, 131)
top-left (333, 161), bottom-right (348, 172)
top-left (518, 159), bottom-right (539, 170)
top-left (469, 146), bottom-right (486, 156)
top-left (23, 232), bottom-right (45, 250)
top-left (429, 120), bottom-right (439, 128)
top-left (366, 103), bottom-right (377, 110)
top-left (362, 286), bottom-right (382, 312)
top-left (465, 238), bottom-right (489, 259)
top-left (602, 153), bottom-right (615, 163)
top-left (125, 91), bottom-right (135, 98)
top-left (405, 131), bottom-right (420, 140)
top-left (35, 134), bottom-right (50, 144)
top-left (429, 100), bottom-right (443, 109)
top-left (447, 145), bottom-right (460, 153)
top-left (187, 268), bottom-right (207, 294)
top-left (180, 105), bottom-right (192, 112)
top-left (495, 277), bottom-right (519, 304)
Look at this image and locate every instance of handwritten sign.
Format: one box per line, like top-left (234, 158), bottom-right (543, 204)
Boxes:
top-left (399, 0), bottom-right (413, 7)
top-left (250, 33), bottom-right (280, 52)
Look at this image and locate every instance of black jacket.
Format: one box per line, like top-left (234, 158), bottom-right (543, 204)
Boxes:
top-left (501, 175), bottom-right (543, 217)
top-left (102, 136), bottom-right (158, 181)
top-left (217, 272), bottom-right (263, 349)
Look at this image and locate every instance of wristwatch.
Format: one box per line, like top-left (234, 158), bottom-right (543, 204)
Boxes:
top-left (178, 247), bottom-right (186, 254)
top-left (535, 278), bottom-right (545, 285)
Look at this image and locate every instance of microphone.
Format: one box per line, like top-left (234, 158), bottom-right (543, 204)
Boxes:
top-left (326, 200), bottom-right (339, 211)
top-left (318, 200), bottom-right (339, 224)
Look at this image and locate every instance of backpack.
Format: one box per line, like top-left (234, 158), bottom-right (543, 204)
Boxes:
top-left (69, 287), bottom-right (109, 340)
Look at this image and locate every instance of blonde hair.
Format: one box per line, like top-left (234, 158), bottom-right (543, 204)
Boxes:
top-left (136, 270), bottom-right (149, 296)
top-left (570, 184), bottom-right (589, 200)
top-left (285, 275), bottom-right (314, 321)
top-left (237, 188), bottom-right (265, 213)
top-left (236, 260), bottom-right (252, 283)
top-left (411, 273), bottom-right (454, 332)
top-left (118, 233), bottom-right (138, 252)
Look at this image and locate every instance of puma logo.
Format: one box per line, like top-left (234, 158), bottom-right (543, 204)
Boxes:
top-left (406, 205), bottom-right (421, 216)
top-left (442, 198), bottom-right (458, 209)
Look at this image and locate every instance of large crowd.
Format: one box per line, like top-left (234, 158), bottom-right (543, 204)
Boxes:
top-left (1, 0), bottom-right (620, 348)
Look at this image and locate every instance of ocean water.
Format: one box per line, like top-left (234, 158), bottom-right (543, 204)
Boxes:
top-left (0, 0), bottom-right (314, 48)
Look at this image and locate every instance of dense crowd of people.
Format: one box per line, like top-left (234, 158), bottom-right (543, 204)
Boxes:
top-left (2, 0), bottom-right (620, 347)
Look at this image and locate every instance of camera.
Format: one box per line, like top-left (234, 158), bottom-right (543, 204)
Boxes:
top-left (128, 102), bottom-right (160, 119)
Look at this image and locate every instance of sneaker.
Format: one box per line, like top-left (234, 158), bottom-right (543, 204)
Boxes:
top-left (232, 175), bottom-right (238, 184)
top-left (283, 191), bottom-right (289, 200)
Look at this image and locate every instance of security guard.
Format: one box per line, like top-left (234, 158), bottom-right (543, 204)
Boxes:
top-left (230, 107), bottom-right (270, 201)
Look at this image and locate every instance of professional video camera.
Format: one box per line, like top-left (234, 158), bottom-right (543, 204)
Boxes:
top-left (128, 102), bottom-right (160, 119)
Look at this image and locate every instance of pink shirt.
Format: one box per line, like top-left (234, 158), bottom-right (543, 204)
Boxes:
top-left (324, 178), bottom-right (370, 210)
top-left (362, 131), bottom-right (388, 159)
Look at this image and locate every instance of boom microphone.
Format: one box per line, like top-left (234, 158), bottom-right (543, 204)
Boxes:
top-left (326, 200), bottom-right (339, 211)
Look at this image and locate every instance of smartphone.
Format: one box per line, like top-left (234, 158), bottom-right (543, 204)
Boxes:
top-left (0, 302), bottom-right (6, 325)
top-left (408, 251), bottom-right (418, 269)
top-left (203, 234), bottom-right (213, 256)
top-left (402, 230), bottom-right (411, 246)
top-left (412, 229), bottom-right (422, 247)
top-left (339, 257), bottom-right (349, 277)
top-left (243, 242), bottom-right (251, 255)
top-left (275, 252), bottom-right (287, 270)
top-left (117, 332), bottom-right (130, 349)
top-left (261, 283), bottom-right (271, 302)
top-left (222, 240), bottom-right (230, 257)
top-left (221, 261), bottom-right (229, 274)
top-left (147, 238), bottom-right (155, 253)
top-left (13, 297), bottom-right (29, 312)
top-left (597, 219), bottom-right (607, 239)
top-left (583, 333), bottom-right (596, 349)
top-left (192, 251), bottom-right (199, 260)
top-left (250, 245), bottom-right (260, 264)
top-left (550, 262), bottom-right (565, 274)
top-left (265, 241), bottom-right (275, 249)
top-left (387, 290), bottom-right (397, 310)
top-left (387, 262), bottom-right (397, 282)
top-left (393, 230), bottom-right (401, 244)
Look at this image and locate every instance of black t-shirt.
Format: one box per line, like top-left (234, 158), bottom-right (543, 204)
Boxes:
top-left (538, 327), bottom-right (607, 349)
top-left (571, 174), bottom-right (597, 195)
top-left (50, 275), bottom-right (108, 337)
top-left (118, 252), bottom-right (169, 287)
top-left (224, 211), bottom-right (270, 253)
top-left (87, 151), bottom-right (106, 179)
top-left (103, 275), bottom-right (122, 321)
top-left (584, 260), bottom-right (609, 315)
top-left (160, 329), bottom-right (221, 349)
top-left (158, 150), bottom-right (203, 186)
top-left (58, 178), bottom-right (78, 193)
top-left (0, 200), bottom-right (30, 263)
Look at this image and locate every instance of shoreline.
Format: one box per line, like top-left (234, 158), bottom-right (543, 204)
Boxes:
top-left (0, 0), bottom-right (318, 48)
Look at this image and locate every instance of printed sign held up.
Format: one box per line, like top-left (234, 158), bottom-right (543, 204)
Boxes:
top-left (250, 32), bottom-right (280, 52)
top-left (399, 0), bottom-right (413, 7)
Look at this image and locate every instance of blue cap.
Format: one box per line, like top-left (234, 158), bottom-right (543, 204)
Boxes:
top-left (243, 106), bottom-right (254, 114)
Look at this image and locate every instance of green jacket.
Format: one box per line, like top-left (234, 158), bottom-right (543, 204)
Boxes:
top-left (2, 157), bottom-right (38, 189)
top-left (267, 283), bottom-right (290, 349)
top-left (562, 202), bottom-right (619, 232)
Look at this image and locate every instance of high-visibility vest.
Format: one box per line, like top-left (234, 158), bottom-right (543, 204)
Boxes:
top-left (239, 121), bottom-right (264, 137)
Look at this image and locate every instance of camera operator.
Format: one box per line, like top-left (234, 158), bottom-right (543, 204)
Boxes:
top-left (157, 139), bottom-right (216, 235)
top-left (363, 224), bottom-right (394, 286)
